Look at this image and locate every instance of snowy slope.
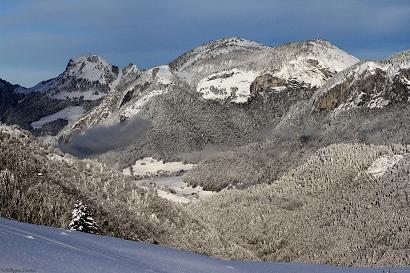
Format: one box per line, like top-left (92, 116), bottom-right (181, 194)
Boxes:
top-left (56, 63), bottom-right (175, 140)
top-left (31, 106), bottom-right (85, 129)
top-left (1, 217), bottom-right (408, 273)
top-left (197, 69), bottom-right (260, 103)
top-left (120, 89), bottom-right (167, 119)
top-left (0, 123), bottom-right (29, 138)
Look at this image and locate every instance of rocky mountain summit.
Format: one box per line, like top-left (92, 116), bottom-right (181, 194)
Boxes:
top-left (28, 54), bottom-right (121, 100)
top-left (314, 49), bottom-right (410, 112)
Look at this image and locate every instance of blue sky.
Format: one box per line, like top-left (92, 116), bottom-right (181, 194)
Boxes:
top-left (1, 0), bottom-right (410, 87)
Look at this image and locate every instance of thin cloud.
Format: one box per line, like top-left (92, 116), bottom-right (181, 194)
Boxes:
top-left (59, 118), bottom-right (152, 158)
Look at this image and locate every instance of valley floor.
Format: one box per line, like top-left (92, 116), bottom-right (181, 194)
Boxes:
top-left (0, 217), bottom-right (408, 273)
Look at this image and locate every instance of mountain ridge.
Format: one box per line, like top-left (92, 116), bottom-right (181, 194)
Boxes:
top-left (54, 37), bottom-right (359, 148)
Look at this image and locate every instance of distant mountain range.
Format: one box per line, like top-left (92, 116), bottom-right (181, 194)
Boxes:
top-left (0, 37), bottom-right (357, 135)
top-left (1, 37), bottom-right (409, 167)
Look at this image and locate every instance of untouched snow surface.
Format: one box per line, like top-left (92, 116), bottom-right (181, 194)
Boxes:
top-left (123, 157), bottom-right (195, 177)
top-left (31, 106), bottom-right (85, 129)
top-left (1, 218), bottom-right (408, 273)
top-left (137, 176), bottom-right (214, 204)
top-left (123, 158), bottom-right (212, 204)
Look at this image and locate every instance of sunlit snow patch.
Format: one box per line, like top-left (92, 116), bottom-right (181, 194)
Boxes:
top-left (65, 55), bottom-right (114, 84)
top-left (31, 106), bottom-right (85, 129)
top-left (152, 65), bottom-right (174, 85)
top-left (197, 68), bottom-right (260, 103)
top-left (368, 97), bottom-right (390, 109)
top-left (121, 89), bottom-right (167, 119)
top-left (123, 158), bottom-right (207, 204)
top-left (366, 155), bottom-right (403, 178)
top-left (123, 157), bottom-right (195, 177)
top-left (0, 124), bottom-right (28, 138)
top-left (137, 176), bottom-right (214, 204)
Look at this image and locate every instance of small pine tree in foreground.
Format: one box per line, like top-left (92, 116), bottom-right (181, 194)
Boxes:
top-left (69, 201), bottom-right (98, 234)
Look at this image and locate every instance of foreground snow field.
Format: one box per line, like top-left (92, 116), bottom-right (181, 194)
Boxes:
top-left (0, 218), bottom-right (408, 273)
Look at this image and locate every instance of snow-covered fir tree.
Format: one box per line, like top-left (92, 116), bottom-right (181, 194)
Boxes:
top-left (69, 201), bottom-right (98, 234)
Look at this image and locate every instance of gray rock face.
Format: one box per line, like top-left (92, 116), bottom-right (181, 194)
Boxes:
top-left (314, 51), bottom-right (410, 112)
top-left (250, 74), bottom-right (286, 96)
top-left (314, 67), bottom-right (410, 111)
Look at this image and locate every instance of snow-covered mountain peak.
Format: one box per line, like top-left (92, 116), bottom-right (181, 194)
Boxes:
top-left (28, 54), bottom-right (120, 100)
top-left (122, 63), bottom-right (140, 76)
top-left (193, 36), bottom-right (265, 54)
top-left (170, 37), bottom-right (267, 71)
top-left (64, 54), bottom-right (119, 85)
top-left (209, 36), bottom-right (264, 48)
top-left (306, 39), bottom-right (339, 48)
top-left (383, 49), bottom-right (410, 70)
top-left (266, 39), bottom-right (358, 87)
top-left (68, 54), bottom-right (108, 66)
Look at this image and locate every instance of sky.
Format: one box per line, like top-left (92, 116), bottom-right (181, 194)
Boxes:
top-left (0, 0), bottom-right (410, 87)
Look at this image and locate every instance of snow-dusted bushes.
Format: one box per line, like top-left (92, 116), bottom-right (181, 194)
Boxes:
top-left (189, 143), bottom-right (410, 266)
